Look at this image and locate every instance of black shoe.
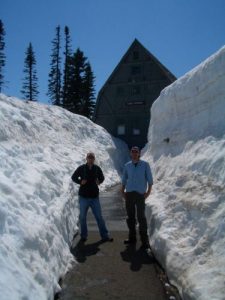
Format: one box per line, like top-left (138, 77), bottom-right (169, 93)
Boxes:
top-left (124, 238), bottom-right (136, 245)
top-left (80, 237), bottom-right (87, 242)
top-left (101, 237), bottom-right (114, 242)
top-left (140, 242), bottom-right (150, 250)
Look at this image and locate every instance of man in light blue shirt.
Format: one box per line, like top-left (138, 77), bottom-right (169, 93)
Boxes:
top-left (121, 146), bottom-right (153, 249)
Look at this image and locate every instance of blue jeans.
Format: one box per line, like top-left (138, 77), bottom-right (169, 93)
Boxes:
top-left (79, 196), bottom-right (109, 239)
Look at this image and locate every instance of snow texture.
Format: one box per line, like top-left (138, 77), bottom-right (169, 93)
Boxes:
top-left (0, 95), bottom-right (129, 300)
top-left (1, 45), bottom-right (225, 300)
top-left (144, 46), bottom-right (225, 300)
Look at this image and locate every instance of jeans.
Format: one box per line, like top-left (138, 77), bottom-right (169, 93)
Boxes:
top-left (125, 191), bottom-right (148, 244)
top-left (79, 196), bottom-right (109, 239)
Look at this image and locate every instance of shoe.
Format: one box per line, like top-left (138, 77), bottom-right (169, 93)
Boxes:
top-left (140, 242), bottom-right (150, 250)
top-left (124, 238), bottom-right (136, 245)
top-left (101, 237), bottom-right (114, 242)
top-left (80, 237), bottom-right (87, 242)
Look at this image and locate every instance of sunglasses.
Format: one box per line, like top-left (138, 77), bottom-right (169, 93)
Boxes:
top-left (87, 156), bottom-right (95, 159)
top-left (131, 150), bottom-right (139, 153)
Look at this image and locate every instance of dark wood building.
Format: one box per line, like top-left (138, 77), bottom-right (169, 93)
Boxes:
top-left (93, 39), bottom-right (176, 148)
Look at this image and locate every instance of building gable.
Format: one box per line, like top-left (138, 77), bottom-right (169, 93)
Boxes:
top-left (94, 39), bottom-right (176, 148)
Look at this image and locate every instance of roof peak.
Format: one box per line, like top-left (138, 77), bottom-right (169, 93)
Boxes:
top-left (132, 38), bottom-right (142, 45)
top-left (128, 38), bottom-right (149, 52)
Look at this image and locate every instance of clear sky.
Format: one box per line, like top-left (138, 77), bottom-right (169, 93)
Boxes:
top-left (1, 0), bottom-right (225, 103)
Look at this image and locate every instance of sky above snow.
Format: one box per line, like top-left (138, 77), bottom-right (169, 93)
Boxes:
top-left (1, 0), bottom-right (225, 102)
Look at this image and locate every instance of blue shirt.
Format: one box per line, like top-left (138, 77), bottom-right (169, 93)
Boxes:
top-left (122, 160), bottom-right (153, 194)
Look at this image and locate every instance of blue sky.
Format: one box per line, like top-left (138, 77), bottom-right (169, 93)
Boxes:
top-left (1, 0), bottom-right (225, 103)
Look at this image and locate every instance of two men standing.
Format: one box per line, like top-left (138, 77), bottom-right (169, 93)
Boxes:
top-left (72, 146), bottom-right (153, 250)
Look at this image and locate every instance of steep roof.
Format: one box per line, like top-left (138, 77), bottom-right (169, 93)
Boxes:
top-left (98, 38), bottom-right (176, 95)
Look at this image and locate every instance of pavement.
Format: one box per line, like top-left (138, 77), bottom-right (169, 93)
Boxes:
top-left (57, 185), bottom-right (171, 300)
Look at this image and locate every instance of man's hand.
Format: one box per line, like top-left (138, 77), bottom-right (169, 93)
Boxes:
top-left (81, 179), bottom-right (87, 185)
top-left (144, 192), bottom-right (150, 199)
top-left (144, 185), bottom-right (152, 199)
top-left (121, 185), bottom-right (126, 199)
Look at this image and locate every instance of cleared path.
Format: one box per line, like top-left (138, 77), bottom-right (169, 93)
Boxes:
top-left (58, 185), bottom-right (168, 300)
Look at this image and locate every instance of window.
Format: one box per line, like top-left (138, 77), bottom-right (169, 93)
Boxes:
top-left (116, 86), bottom-right (124, 95)
top-left (117, 125), bottom-right (125, 135)
top-left (133, 128), bottom-right (141, 135)
top-left (131, 85), bottom-right (141, 95)
top-left (133, 51), bottom-right (139, 60)
top-left (131, 65), bottom-right (141, 75)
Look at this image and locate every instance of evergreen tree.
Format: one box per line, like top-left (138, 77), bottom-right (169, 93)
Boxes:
top-left (21, 43), bottom-right (39, 101)
top-left (0, 20), bottom-right (6, 93)
top-left (48, 25), bottom-right (61, 106)
top-left (62, 26), bottom-right (73, 110)
top-left (67, 48), bottom-right (86, 114)
top-left (62, 48), bottom-right (96, 119)
top-left (81, 62), bottom-right (96, 118)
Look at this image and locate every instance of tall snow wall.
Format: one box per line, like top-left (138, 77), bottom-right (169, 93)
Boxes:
top-left (0, 95), bottom-right (129, 300)
top-left (144, 46), bottom-right (225, 300)
top-left (149, 46), bottom-right (225, 160)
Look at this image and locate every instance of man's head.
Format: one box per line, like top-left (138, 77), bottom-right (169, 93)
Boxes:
top-left (86, 152), bottom-right (95, 165)
top-left (130, 146), bottom-right (141, 161)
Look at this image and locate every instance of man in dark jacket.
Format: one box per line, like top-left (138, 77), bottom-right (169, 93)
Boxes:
top-left (72, 152), bottom-right (113, 242)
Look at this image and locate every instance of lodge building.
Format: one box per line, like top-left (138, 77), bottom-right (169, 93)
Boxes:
top-left (93, 39), bottom-right (176, 149)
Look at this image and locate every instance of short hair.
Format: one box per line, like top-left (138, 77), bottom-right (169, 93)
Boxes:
top-left (130, 146), bottom-right (140, 152)
top-left (86, 152), bottom-right (95, 159)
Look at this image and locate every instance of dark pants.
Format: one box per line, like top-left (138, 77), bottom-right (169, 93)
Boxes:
top-left (125, 192), bottom-right (148, 244)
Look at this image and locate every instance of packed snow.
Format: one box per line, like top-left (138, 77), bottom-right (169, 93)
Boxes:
top-left (144, 45), bottom-right (225, 300)
top-left (1, 46), bottom-right (225, 300)
top-left (0, 95), bottom-right (129, 300)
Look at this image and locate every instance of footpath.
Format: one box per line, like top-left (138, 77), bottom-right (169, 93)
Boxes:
top-left (58, 185), bottom-right (178, 300)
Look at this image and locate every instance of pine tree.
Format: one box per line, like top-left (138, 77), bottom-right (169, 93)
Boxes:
top-left (21, 43), bottom-right (39, 101)
top-left (48, 25), bottom-right (61, 106)
top-left (67, 48), bottom-right (86, 114)
top-left (62, 47), bottom-right (96, 118)
top-left (0, 20), bottom-right (6, 93)
top-left (62, 26), bottom-right (73, 110)
top-left (81, 62), bottom-right (96, 119)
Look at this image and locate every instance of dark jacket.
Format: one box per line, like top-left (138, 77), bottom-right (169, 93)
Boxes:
top-left (71, 164), bottom-right (104, 198)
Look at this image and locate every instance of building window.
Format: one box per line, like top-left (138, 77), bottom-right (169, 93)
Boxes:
top-left (117, 125), bottom-right (125, 135)
top-left (131, 65), bottom-right (141, 75)
top-left (133, 51), bottom-right (139, 60)
top-left (131, 85), bottom-right (141, 95)
top-left (133, 128), bottom-right (141, 135)
top-left (116, 86), bottom-right (124, 95)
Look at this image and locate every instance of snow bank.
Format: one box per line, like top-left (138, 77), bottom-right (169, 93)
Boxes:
top-left (0, 94), bottom-right (128, 300)
top-left (144, 46), bottom-right (225, 300)
top-left (149, 46), bottom-right (225, 160)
